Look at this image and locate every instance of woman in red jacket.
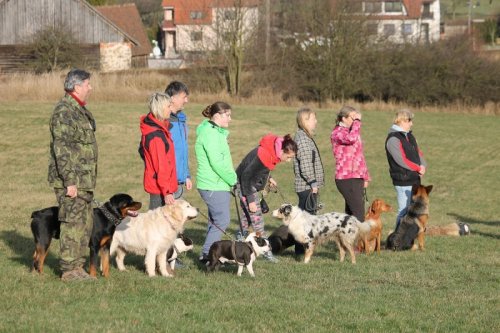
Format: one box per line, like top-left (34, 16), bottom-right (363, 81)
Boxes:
top-left (140, 92), bottom-right (178, 209)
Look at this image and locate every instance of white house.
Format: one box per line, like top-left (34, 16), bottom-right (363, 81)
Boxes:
top-left (160, 0), bottom-right (260, 58)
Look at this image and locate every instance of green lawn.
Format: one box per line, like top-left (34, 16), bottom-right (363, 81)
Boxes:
top-left (0, 102), bottom-right (499, 332)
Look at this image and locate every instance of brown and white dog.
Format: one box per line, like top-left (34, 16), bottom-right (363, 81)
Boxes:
top-left (386, 185), bottom-right (433, 251)
top-left (272, 204), bottom-right (371, 264)
top-left (206, 232), bottom-right (270, 277)
top-left (358, 199), bottom-right (392, 254)
top-left (426, 222), bottom-right (471, 236)
top-left (110, 200), bottom-right (198, 277)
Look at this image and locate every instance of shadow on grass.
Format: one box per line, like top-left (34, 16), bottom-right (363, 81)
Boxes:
top-left (447, 213), bottom-right (500, 240)
top-left (0, 230), bottom-right (56, 273)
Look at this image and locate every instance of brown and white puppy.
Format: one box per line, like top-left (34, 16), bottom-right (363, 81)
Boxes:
top-left (206, 232), bottom-right (270, 277)
top-left (166, 234), bottom-right (194, 271)
top-left (272, 204), bottom-right (371, 264)
top-left (426, 222), bottom-right (470, 236)
top-left (386, 185), bottom-right (433, 251)
top-left (358, 199), bottom-right (392, 254)
top-left (110, 200), bottom-right (198, 277)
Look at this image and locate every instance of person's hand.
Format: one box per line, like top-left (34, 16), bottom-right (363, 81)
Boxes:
top-left (419, 166), bottom-right (426, 176)
top-left (248, 201), bottom-right (258, 213)
top-left (364, 181), bottom-right (369, 188)
top-left (66, 185), bottom-right (77, 198)
top-left (165, 194), bottom-right (175, 205)
top-left (352, 112), bottom-right (362, 121)
top-left (268, 178), bottom-right (277, 190)
top-left (185, 178), bottom-right (193, 191)
top-left (311, 187), bottom-right (318, 194)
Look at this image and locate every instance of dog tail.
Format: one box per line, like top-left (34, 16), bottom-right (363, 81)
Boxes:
top-left (357, 220), bottom-right (375, 238)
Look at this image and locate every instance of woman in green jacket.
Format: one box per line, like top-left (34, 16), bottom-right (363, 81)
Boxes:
top-left (195, 101), bottom-right (237, 262)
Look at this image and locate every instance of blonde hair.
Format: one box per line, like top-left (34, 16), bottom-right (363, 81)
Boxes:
top-left (335, 105), bottom-right (358, 125)
top-left (393, 109), bottom-right (414, 125)
top-left (296, 106), bottom-right (316, 137)
top-left (148, 92), bottom-right (171, 121)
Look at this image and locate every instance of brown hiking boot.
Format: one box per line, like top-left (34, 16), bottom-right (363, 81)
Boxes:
top-left (61, 267), bottom-right (97, 282)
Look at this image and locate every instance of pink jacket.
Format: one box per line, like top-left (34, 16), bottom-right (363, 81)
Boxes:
top-left (330, 120), bottom-right (371, 181)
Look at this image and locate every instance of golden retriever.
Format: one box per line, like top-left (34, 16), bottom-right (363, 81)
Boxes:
top-left (110, 199), bottom-right (198, 277)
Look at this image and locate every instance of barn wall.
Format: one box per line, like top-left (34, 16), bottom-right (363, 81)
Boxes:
top-left (0, 0), bottom-right (127, 45)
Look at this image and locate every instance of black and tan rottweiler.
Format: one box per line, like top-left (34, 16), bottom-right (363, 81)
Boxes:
top-left (31, 193), bottom-right (142, 277)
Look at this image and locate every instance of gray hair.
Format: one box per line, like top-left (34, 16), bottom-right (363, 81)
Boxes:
top-left (148, 92), bottom-right (171, 121)
top-left (64, 69), bottom-right (91, 92)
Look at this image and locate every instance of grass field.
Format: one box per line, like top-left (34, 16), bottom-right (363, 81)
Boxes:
top-left (0, 101), bottom-right (499, 332)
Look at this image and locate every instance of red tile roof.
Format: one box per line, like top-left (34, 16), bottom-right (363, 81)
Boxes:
top-left (95, 3), bottom-right (152, 57)
top-left (161, 0), bottom-right (260, 26)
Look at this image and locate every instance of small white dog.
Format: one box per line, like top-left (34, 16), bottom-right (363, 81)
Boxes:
top-left (110, 200), bottom-right (198, 277)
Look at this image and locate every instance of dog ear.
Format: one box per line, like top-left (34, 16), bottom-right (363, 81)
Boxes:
top-left (425, 185), bottom-right (433, 194)
top-left (411, 184), bottom-right (419, 195)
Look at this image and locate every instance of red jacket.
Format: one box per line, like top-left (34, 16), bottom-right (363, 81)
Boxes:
top-left (140, 113), bottom-right (178, 196)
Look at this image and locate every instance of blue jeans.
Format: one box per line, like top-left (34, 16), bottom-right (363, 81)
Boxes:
top-left (394, 185), bottom-right (412, 228)
top-left (198, 190), bottom-right (231, 256)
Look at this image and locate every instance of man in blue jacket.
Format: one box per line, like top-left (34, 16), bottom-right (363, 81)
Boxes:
top-left (165, 81), bottom-right (191, 198)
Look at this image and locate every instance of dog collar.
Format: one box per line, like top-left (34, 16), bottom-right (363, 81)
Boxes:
top-left (98, 204), bottom-right (122, 226)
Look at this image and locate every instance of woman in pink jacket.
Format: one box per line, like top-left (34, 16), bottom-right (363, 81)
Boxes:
top-left (330, 106), bottom-right (370, 222)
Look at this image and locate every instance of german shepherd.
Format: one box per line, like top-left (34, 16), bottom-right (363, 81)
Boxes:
top-left (386, 184), bottom-right (433, 251)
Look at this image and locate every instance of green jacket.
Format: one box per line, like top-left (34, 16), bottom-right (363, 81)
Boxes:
top-left (195, 119), bottom-right (236, 191)
top-left (48, 94), bottom-right (98, 191)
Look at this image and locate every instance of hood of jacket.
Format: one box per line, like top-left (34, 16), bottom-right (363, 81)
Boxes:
top-left (258, 134), bottom-right (281, 170)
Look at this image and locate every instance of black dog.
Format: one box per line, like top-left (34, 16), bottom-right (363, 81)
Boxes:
top-left (31, 193), bottom-right (142, 277)
top-left (206, 233), bottom-right (271, 277)
top-left (268, 225), bottom-right (297, 254)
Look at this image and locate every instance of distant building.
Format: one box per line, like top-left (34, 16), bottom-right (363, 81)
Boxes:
top-left (95, 3), bottom-right (152, 67)
top-left (160, 0), bottom-right (260, 58)
top-left (0, 0), bottom-right (144, 72)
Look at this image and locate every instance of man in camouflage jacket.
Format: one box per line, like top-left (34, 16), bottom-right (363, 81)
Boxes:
top-left (48, 69), bottom-right (98, 281)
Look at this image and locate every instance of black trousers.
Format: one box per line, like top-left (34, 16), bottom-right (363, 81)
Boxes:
top-left (294, 189), bottom-right (319, 254)
top-left (335, 178), bottom-right (365, 222)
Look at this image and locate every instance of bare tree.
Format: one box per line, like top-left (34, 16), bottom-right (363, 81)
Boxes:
top-left (25, 26), bottom-right (82, 73)
top-left (196, 0), bottom-right (259, 96)
top-left (279, 0), bottom-right (374, 103)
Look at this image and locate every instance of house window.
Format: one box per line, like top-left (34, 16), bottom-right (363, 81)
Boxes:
top-left (402, 23), bottom-right (413, 36)
top-left (224, 10), bottom-right (236, 20)
top-left (191, 31), bottom-right (202, 41)
top-left (190, 11), bottom-right (203, 20)
top-left (367, 23), bottom-right (378, 35)
top-left (365, 2), bottom-right (382, 13)
top-left (385, 1), bottom-right (403, 13)
top-left (383, 24), bottom-right (395, 36)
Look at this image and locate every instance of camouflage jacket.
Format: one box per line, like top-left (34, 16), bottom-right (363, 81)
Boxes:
top-left (48, 94), bottom-right (98, 190)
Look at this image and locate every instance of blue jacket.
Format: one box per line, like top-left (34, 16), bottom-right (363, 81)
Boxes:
top-left (169, 112), bottom-right (190, 183)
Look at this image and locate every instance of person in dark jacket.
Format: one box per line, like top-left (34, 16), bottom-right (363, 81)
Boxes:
top-left (385, 109), bottom-right (427, 229)
top-left (165, 81), bottom-right (191, 199)
top-left (140, 92), bottom-right (178, 209)
top-left (235, 134), bottom-right (297, 262)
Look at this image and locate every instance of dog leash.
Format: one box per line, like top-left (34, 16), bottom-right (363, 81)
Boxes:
top-left (364, 188), bottom-right (370, 204)
top-left (197, 209), bottom-right (235, 241)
